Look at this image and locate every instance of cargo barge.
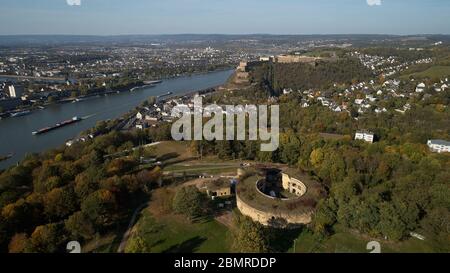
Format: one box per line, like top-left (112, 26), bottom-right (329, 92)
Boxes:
top-left (32, 116), bottom-right (82, 135)
top-left (157, 91), bottom-right (173, 99)
top-left (10, 110), bottom-right (32, 118)
top-left (0, 153), bottom-right (13, 162)
top-left (144, 80), bottom-right (162, 85)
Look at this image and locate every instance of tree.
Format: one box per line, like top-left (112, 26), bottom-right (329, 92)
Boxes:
top-left (74, 167), bottom-right (103, 199)
top-left (313, 199), bottom-right (337, 235)
top-left (1, 199), bottom-right (31, 231)
top-left (377, 202), bottom-right (407, 241)
top-left (106, 158), bottom-right (136, 176)
top-left (87, 149), bottom-right (105, 167)
top-left (280, 131), bottom-right (301, 165)
top-left (0, 215), bottom-right (8, 250)
top-left (81, 189), bottom-right (118, 228)
top-left (43, 186), bottom-right (78, 220)
top-left (172, 186), bottom-right (205, 221)
top-left (44, 176), bottom-right (64, 192)
top-left (310, 148), bottom-right (325, 168)
top-left (125, 235), bottom-right (150, 253)
top-left (30, 223), bottom-right (66, 253)
top-left (65, 211), bottom-right (95, 240)
top-left (8, 233), bottom-right (31, 253)
top-left (54, 153), bottom-right (64, 162)
top-left (33, 162), bottom-right (60, 193)
top-left (332, 175), bottom-right (359, 205)
top-left (232, 216), bottom-right (269, 253)
top-left (136, 167), bottom-right (162, 190)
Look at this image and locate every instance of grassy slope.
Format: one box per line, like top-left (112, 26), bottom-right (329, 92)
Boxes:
top-left (401, 65), bottom-right (450, 79)
top-left (291, 226), bottom-right (440, 253)
top-left (130, 210), bottom-right (231, 253)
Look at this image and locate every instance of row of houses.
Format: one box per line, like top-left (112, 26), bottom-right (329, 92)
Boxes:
top-left (290, 74), bottom-right (449, 118)
top-left (350, 51), bottom-right (433, 78)
top-left (353, 131), bottom-right (449, 154)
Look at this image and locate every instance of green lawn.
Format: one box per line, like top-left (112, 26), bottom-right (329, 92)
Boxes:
top-left (128, 210), bottom-right (231, 253)
top-left (165, 164), bottom-right (238, 175)
top-left (402, 65), bottom-right (450, 79)
top-left (290, 226), bottom-right (442, 253)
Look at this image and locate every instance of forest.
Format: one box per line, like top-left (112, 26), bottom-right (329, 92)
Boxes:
top-left (193, 61), bottom-right (450, 251)
top-left (190, 103), bottom-right (449, 251)
top-left (0, 129), bottom-right (163, 253)
top-left (0, 55), bottom-right (448, 253)
top-left (251, 58), bottom-right (374, 94)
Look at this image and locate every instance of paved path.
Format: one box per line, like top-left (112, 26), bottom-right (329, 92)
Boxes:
top-left (117, 202), bottom-right (150, 253)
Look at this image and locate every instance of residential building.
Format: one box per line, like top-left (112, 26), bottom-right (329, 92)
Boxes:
top-left (416, 83), bottom-right (426, 93)
top-left (427, 139), bottom-right (450, 153)
top-left (355, 130), bottom-right (375, 143)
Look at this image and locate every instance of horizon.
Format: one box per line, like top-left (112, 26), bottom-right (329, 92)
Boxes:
top-left (0, 33), bottom-right (449, 37)
top-left (1, 0), bottom-right (450, 35)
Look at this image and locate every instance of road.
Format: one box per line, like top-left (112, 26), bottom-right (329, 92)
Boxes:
top-left (0, 74), bottom-right (66, 81)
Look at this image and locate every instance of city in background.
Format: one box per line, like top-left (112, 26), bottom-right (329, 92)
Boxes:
top-left (0, 0), bottom-right (448, 256)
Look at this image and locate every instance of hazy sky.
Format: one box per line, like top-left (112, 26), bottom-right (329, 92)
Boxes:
top-left (0, 0), bottom-right (449, 35)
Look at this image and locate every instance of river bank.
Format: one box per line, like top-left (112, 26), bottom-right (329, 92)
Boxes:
top-left (0, 81), bottom-right (163, 121)
top-left (0, 153), bottom-right (13, 162)
top-left (0, 69), bottom-right (234, 170)
top-left (0, 67), bottom-right (233, 120)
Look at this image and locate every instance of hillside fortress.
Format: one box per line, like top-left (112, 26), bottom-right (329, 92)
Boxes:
top-left (236, 167), bottom-right (325, 228)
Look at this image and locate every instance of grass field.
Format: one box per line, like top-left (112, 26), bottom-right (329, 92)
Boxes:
top-left (153, 141), bottom-right (194, 160)
top-left (291, 226), bottom-right (441, 253)
top-left (128, 210), bottom-right (231, 253)
top-left (164, 162), bottom-right (239, 175)
top-left (401, 65), bottom-right (450, 79)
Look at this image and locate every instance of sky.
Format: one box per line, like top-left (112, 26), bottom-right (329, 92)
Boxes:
top-left (0, 0), bottom-right (449, 35)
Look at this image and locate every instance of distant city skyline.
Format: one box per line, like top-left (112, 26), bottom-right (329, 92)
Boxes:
top-left (0, 0), bottom-right (449, 35)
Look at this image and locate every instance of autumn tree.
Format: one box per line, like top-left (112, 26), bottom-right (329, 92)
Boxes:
top-left (172, 186), bottom-right (206, 221)
top-left (8, 233), bottom-right (31, 253)
top-left (65, 211), bottom-right (95, 240)
top-left (125, 235), bottom-right (150, 253)
top-left (74, 167), bottom-right (104, 199)
top-left (232, 216), bottom-right (269, 253)
top-left (43, 186), bottom-right (78, 220)
top-left (81, 189), bottom-right (118, 228)
top-left (30, 223), bottom-right (66, 253)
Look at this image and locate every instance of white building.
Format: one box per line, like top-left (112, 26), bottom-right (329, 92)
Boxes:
top-left (427, 139), bottom-right (450, 153)
top-left (355, 131), bottom-right (375, 143)
top-left (333, 106), bottom-right (342, 112)
top-left (7, 84), bottom-right (23, 98)
top-left (416, 83), bottom-right (426, 93)
top-left (283, 88), bottom-right (293, 95)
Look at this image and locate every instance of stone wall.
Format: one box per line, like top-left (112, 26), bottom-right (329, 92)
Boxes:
top-left (236, 193), bottom-right (313, 227)
top-left (275, 55), bottom-right (321, 64)
top-left (282, 173), bottom-right (307, 197)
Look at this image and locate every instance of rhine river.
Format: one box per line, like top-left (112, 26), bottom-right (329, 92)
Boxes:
top-left (0, 69), bottom-right (234, 170)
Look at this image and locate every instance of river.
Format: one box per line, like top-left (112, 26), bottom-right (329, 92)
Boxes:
top-left (0, 69), bottom-right (234, 170)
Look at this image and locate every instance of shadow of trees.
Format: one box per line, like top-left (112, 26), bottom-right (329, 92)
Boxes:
top-left (162, 236), bottom-right (207, 253)
top-left (266, 226), bottom-right (304, 253)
